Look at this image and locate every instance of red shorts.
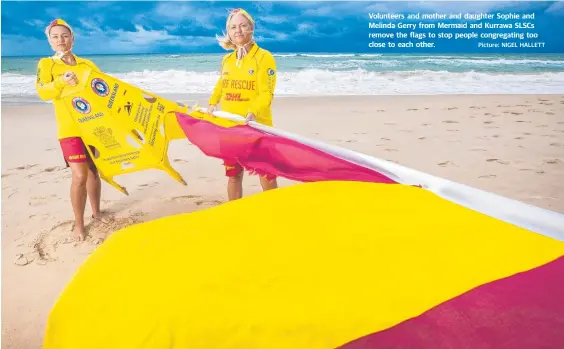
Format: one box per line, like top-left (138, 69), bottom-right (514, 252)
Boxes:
top-left (59, 137), bottom-right (97, 171)
top-left (223, 160), bottom-right (276, 181)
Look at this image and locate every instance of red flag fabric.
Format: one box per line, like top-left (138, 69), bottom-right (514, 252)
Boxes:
top-left (337, 255), bottom-right (564, 349)
top-left (175, 112), bottom-right (398, 184)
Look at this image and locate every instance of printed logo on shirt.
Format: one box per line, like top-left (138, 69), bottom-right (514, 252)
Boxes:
top-left (225, 93), bottom-right (250, 102)
top-left (267, 68), bottom-right (275, 76)
top-left (72, 96), bottom-right (91, 114)
top-left (248, 69), bottom-right (254, 75)
top-left (91, 78), bottom-right (110, 97)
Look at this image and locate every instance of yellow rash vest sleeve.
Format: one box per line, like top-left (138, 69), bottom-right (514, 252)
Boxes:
top-left (35, 58), bottom-right (66, 101)
top-left (247, 51), bottom-right (277, 118)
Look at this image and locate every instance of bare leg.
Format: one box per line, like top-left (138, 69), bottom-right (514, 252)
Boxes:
top-left (86, 166), bottom-right (102, 218)
top-left (227, 172), bottom-right (244, 201)
top-left (68, 162), bottom-right (89, 241)
top-left (260, 176), bottom-right (278, 192)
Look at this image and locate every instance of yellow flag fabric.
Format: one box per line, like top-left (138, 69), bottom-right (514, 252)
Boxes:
top-left (57, 63), bottom-right (188, 194)
top-left (43, 181), bottom-right (564, 349)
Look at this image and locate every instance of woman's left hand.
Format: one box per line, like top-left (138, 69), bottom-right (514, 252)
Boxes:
top-left (245, 112), bottom-right (256, 124)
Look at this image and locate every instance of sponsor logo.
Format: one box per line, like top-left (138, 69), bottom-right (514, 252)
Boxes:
top-left (78, 112), bottom-right (104, 123)
top-left (225, 92), bottom-right (250, 102)
top-left (72, 97), bottom-right (91, 114)
top-left (248, 69), bottom-right (254, 75)
top-left (267, 68), bottom-right (275, 76)
top-left (91, 78), bottom-right (110, 97)
top-left (68, 154), bottom-right (87, 160)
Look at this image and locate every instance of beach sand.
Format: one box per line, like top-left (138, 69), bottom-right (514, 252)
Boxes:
top-left (2, 94), bottom-right (564, 348)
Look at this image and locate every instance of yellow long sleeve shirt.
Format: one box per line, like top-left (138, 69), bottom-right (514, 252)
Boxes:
top-left (208, 44), bottom-right (277, 126)
top-left (35, 54), bottom-right (100, 140)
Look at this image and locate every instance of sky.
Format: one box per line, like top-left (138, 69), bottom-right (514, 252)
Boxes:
top-left (1, 0), bottom-right (563, 56)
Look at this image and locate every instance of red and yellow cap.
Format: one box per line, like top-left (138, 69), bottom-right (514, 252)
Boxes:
top-left (45, 18), bottom-right (73, 36)
top-left (228, 8), bottom-right (254, 25)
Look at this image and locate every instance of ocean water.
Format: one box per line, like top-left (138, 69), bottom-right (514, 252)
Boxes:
top-left (2, 52), bottom-right (564, 105)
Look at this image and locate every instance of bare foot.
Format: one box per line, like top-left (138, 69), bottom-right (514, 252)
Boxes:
top-left (72, 225), bottom-right (86, 242)
top-left (91, 212), bottom-right (113, 225)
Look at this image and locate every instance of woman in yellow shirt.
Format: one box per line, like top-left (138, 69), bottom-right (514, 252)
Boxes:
top-left (207, 8), bottom-right (279, 201)
top-left (35, 19), bottom-right (106, 241)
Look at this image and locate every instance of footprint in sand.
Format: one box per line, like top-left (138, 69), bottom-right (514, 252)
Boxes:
top-left (173, 159), bottom-right (188, 163)
top-left (195, 199), bottom-right (223, 207)
top-left (447, 129), bottom-right (459, 132)
top-left (377, 109), bottom-right (385, 112)
top-left (138, 181), bottom-right (159, 188)
top-left (514, 136), bottom-right (525, 140)
top-left (515, 120), bottom-right (531, 123)
top-left (406, 108), bottom-right (418, 111)
top-left (470, 148), bottom-right (486, 152)
top-left (421, 123), bottom-right (431, 126)
top-left (491, 135), bottom-right (500, 138)
top-left (424, 108), bottom-right (430, 110)
top-left (545, 112), bottom-right (555, 115)
top-left (486, 158), bottom-right (509, 165)
top-left (550, 142), bottom-right (564, 147)
top-left (528, 109), bottom-right (543, 113)
top-left (384, 122), bottom-right (396, 126)
top-left (484, 121), bottom-right (494, 124)
top-left (13, 164), bottom-right (38, 171)
top-left (438, 161), bottom-right (456, 167)
top-left (381, 137), bottom-right (391, 141)
top-left (536, 125), bottom-right (548, 128)
top-left (442, 120), bottom-right (459, 124)
top-left (44, 166), bottom-right (64, 172)
top-left (478, 174), bottom-right (497, 179)
top-left (418, 137), bottom-right (426, 140)
top-left (543, 159), bottom-right (562, 165)
top-left (447, 107), bottom-right (458, 110)
top-left (166, 195), bottom-right (203, 203)
top-left (519, 169), bottom-right (546, 174)
top-left (15, 214), bottom-right (138, 266)
top-left (384, 148), bottom-right (398, 152)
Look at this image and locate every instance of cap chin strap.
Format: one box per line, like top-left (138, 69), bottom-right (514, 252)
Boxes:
top-left (229, 33), bottom-right (254, 68)
top-left (54, 49), bottom-right (72, 59)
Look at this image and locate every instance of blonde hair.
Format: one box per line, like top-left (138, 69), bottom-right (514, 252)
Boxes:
top-left (216, 8), bottom-right (255, 51)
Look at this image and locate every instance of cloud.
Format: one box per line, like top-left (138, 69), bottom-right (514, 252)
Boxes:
top-left (545, 1), bottom-right (564, 15)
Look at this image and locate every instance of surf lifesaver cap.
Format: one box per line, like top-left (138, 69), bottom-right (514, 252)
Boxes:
top-left (228, 8), bottom-right (254, 25)
top-left (45, 18), bottom-right (73, 37)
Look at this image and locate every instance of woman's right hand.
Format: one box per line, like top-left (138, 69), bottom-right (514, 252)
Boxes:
top-left (207, 104), bottom-right (217, 117)
top-left (62, 71), bottom-right (78, 86)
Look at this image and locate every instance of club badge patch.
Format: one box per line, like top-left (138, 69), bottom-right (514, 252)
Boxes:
top-left (72, 97), bottom-right (91, 114)
top-left (91, 78), bottom-right (110, 97)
